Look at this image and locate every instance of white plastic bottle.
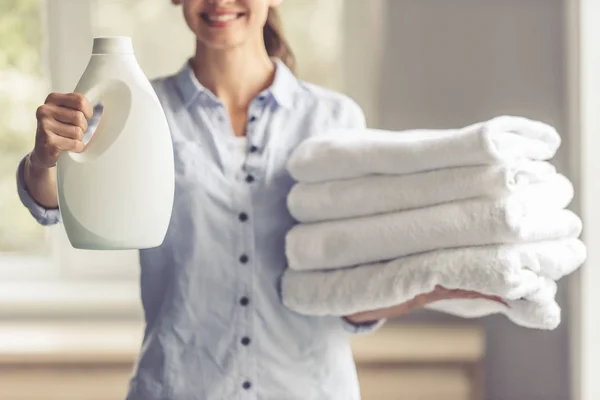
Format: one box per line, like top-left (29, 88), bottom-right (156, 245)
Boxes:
top-left (56, 37), bottom-right (175, 250)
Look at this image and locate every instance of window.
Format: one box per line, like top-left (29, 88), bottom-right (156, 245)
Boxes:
top-left (0, 1), bottom-right (141, 317)
top-left (0, 0), bottom-right (53, 278)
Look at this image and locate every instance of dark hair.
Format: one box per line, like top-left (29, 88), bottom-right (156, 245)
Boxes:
top-left (263, 7), bottom-right (296, 74)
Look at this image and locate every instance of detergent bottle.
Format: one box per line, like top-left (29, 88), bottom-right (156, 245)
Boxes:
top-left (56, 37), bottom-right (174, 250)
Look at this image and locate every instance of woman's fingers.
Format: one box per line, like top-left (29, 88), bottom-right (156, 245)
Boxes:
top-left (433, 285), bottom-right (509, 306)
top-left (45, 92), bottom-right (94, 118)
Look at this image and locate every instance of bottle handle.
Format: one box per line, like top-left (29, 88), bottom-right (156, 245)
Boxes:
top-left (64, 79), bottom-right (132, 164)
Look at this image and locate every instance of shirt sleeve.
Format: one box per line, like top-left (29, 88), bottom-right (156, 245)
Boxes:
top-left (340, 317), bottom-right (386, 335)
top-left (15, 155), bottom-right (62, 226)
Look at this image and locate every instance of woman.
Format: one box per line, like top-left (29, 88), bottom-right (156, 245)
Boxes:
top-left (18, 0), bottom-right (501, 398)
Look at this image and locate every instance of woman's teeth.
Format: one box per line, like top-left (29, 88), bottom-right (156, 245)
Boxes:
top-left (207, 14), bottom-right (238, 22)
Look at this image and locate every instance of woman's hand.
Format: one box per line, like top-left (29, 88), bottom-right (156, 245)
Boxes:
top-left (24, 92), bottom-right (93, 208)
top-left (345, 285), bottom-right (508, 324)
top-left (30, 92), bottom-right (93, 169)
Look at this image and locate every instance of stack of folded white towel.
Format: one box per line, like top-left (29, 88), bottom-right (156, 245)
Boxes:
top-left (281, 116), bottom-right (587, 330)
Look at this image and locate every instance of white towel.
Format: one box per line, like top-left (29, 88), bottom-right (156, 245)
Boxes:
top-left (281, 238), bottom-right (584, 314)
top-left (281, 239), bottom-right (586, 330)
top-left (427, 280), bottom-right (561, 330)
top-left (287, 161), bottom-right (556, 223)
top-left (286, 175), bottom-right (579, 270)
top-left (287, 116), bottom-right (561, 183)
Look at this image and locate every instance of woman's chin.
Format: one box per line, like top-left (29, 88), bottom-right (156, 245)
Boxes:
top-left (196, 34), bottom-right (247, 52)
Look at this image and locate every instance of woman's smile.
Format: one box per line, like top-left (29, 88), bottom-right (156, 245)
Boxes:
top-left (200, 10), bottom-right (246, 28)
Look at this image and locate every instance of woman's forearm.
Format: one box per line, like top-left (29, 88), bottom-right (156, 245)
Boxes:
top-left (24, 153), bottom-right (59, 209)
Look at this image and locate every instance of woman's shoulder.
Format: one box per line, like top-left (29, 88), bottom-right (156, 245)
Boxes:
top-left (295, 80), bottom-right (366, 129)
top-left (296, 80), bottom-right (360, 110)
top-left (148, 73), bottom-right (191, 112)
top-left (150, 75), bottom-right (176, 98)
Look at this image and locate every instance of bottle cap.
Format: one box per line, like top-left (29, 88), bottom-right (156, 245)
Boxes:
top-left (92, 37), bottom-right (134, 55)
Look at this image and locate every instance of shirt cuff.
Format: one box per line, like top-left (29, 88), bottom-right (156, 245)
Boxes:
top-left (340, 317), bottom-right (386, 335)
top-left (16, 155), bottom-right (61, 226)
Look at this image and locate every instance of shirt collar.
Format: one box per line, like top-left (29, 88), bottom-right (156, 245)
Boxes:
top-left (268, 58), bottom-right (299, 108)
top-left (173, 58), bottom-right (300, 109)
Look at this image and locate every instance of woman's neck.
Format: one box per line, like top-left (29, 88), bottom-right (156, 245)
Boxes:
top-left (191, 41), bottom-right (275, 110)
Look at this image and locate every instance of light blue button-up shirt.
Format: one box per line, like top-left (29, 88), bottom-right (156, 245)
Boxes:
top-left (17, 59), bottom-right (382, 400)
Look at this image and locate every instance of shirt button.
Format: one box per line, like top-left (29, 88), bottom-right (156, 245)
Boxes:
top-left (249, 145), bottom-right (258, 153)
top-left (245, 175), bottom-right (255, 183)
top-left (238, 212), bottom-right (248, 222)
top-left (249, 116), bottom-right (257, 122)
top-left (241, 337), bottom-right (251, 346)
top-left (239, 254), bottom-right (249, 264)
top-left (240, 296), bottom-right (249, 306)
top-left (243, 381), bottom-right (252, 390)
